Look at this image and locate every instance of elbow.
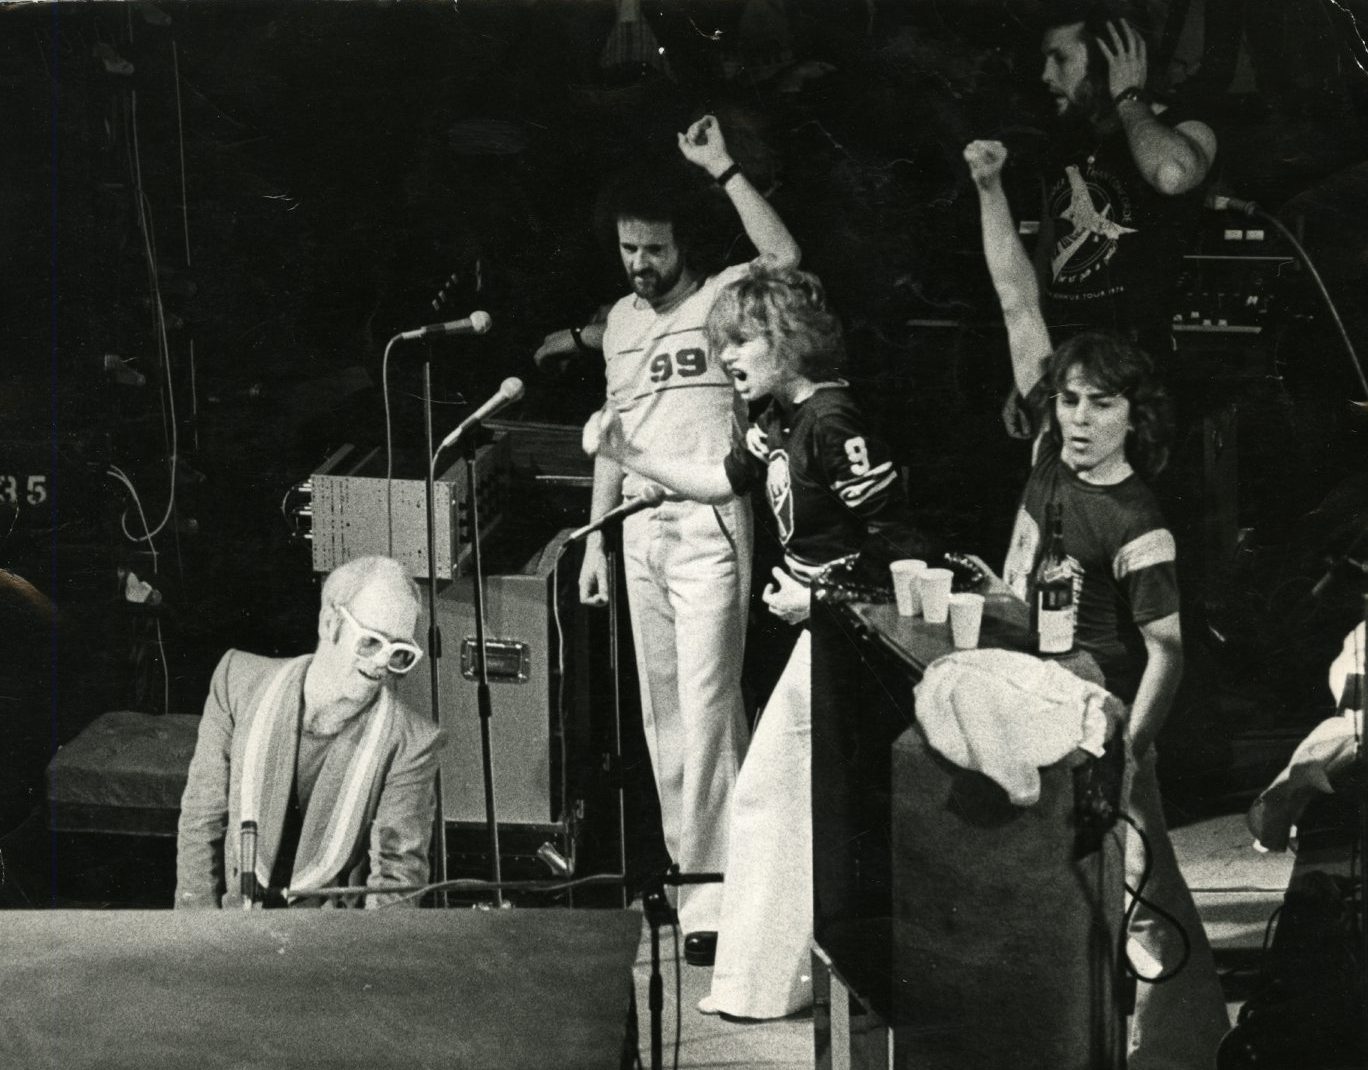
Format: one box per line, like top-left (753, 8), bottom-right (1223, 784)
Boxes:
top-left (1153, 636), bottom-right (1184, 679)
top-left (1001, 302), bottom-right (1040, 332)
top-left (994, 280), bottom-right (1039, 318)
top-left (766, 240), bottom-right (801, 272)
top-left (1152, 159), bottom-right (1206, 197)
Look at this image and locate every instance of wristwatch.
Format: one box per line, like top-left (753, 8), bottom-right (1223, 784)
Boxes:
top-left (713, 162), bottom-right (743, 188)
top-left (1113, 85), bottom-right (1147, 107)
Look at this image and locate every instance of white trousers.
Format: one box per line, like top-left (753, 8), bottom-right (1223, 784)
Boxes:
top-left (1124, 748), bottom-right (1231, 1069)
top-left (709, 629), bottom-right (813, 1019)
top-left (622, 497), bottom-right (751, 934)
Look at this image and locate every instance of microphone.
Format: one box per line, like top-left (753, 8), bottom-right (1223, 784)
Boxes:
top-left (397, 310), bottom-right (493, 341)
top-left (240, 820), bottom-right (259, 910)
top-left (536, 841), bottom-right (574, 877)
top-left (435, 377), bottom-right (525, 454)
top-left (1205, 191), bottom-right (1260, 217)
top-left (568, 485), bottom-right (667, 542)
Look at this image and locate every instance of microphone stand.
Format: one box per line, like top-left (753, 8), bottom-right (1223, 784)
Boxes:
top-left (605, 531), bottom-right (629, 910)
top-left (422, 357), bottom-right (451, 907)
top-left (640, 866), bottom-right (724, 1070)
top-left (1359, 594), bottom-right (1367, 1063)
top-left (459, 428), bottom-right (504, 907)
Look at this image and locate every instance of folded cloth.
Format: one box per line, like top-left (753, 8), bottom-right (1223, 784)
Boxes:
top-left (1246, 707), bottom-right (1364, 852)
top-left (913, 649), bottom-right (1124, 805)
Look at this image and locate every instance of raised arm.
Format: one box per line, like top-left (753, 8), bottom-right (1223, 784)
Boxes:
top-left (965, 140), bottom-right (1052, 398)
top-left (679, 115), bottom-right (801, 270)
top-left (1102, 20), bottom-right (1217, 196)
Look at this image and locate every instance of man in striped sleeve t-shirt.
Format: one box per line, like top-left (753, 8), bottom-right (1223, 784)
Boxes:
top-left (968, 137), bottom-right (1229, 1070)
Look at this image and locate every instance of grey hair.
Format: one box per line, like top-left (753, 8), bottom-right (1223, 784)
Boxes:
top-left (320, 556), bottom-right (420, 614)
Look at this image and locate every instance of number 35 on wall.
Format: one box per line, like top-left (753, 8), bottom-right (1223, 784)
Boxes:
top-left (0, 474), bottom-right (49, 506)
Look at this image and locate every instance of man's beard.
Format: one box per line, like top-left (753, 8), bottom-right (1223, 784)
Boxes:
top-left (630, 261), bottom-right (683, 301)
top-left (1055, 75), bottom-right (1110, 136)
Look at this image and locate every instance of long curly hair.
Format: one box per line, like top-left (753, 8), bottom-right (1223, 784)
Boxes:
top-left (593, 158), bottom-right (724, 279)
top-left (704, 262), bottom-right (846, 382)
top-left (1042, 331), bottom-right (1173, 479)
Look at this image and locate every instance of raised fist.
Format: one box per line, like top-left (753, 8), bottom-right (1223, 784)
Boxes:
top-left (677, 115), bottom-right (732, 177)
top-left (964, 140), bottom-right (1008, 189)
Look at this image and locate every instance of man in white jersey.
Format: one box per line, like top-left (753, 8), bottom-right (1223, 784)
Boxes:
top-left (577, 115), bottom-right (801, 964)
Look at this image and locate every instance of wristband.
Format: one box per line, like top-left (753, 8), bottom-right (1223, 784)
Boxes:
top-left (1113, 85), bottom-right (1147, 107)
top-left (570, 326), bottom-right (593, 353)
top-left (713, 162), bottom-right (743, 189)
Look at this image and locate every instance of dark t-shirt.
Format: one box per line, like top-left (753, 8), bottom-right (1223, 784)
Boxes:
top-left (1002, 435), bottom-right (1179, 702)
top-left (722, 383), bottom-right (925, 582)
top-left (1041, 105), bottom-right (1211, 356)
top-left (268, 730), bottom-right (333, 893)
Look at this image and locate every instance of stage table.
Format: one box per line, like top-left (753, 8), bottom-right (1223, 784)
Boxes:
top-left (811, 591), bottom-right (1122, 1070)
top-left (0, 907), bottom-right (640, 1069)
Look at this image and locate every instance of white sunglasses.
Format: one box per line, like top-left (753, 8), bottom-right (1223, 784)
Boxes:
top-left (337, 605), bottom-right (423, 675)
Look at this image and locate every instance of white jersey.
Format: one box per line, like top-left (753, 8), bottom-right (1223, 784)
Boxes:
top-left (602, 263), bottom-right (749, 498)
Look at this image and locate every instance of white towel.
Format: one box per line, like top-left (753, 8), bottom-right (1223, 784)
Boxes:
top-left (913, 649), bottom-right (1124, 805)
top-left (1246, 707), bottom-right (1364, 852)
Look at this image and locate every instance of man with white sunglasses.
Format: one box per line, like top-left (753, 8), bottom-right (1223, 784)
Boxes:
top-left (175, 556), bottom-right (442, 909)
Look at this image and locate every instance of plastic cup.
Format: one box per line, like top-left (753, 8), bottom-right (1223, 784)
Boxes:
top-left (889, 559), bottom-right (927, 617)
top-left (919, 568), bottom-right (954, 624)
top-left (948, 592), bottom-right (986, 649)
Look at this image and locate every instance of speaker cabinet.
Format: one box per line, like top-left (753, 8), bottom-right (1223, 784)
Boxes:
top-left (399, 530), bottom-right (585, 828)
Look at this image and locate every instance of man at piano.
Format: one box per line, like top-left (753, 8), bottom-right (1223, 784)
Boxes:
top-left (175, 555), bottom-right (442, 909)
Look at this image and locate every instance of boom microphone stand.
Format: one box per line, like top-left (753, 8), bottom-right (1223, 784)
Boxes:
top-left (567, 487), bottom-right (666, 913)
top-left (459, 428), bottom-right (503, 907)
top-left (421, 355), bottom-right (450, 905)
top-left (429, 377), bottom-right (524, 908)
top-left (640, 866), bottom-right (723, 1070)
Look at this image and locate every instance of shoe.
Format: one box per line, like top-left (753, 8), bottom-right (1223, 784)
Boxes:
top-left (697, 995), bottom-right (719, 1016)
top-left (683, 930), bottom-right (717, 967)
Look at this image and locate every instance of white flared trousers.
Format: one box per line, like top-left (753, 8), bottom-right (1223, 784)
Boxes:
top-left (622, 497), bottom-right (752, 935)
top-left (709, 628), bottom-right (813, 1019)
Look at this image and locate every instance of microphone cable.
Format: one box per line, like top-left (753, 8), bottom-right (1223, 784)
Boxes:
top-left (1115, 811), bottom-right (1193, 984)
top-left (1211, 195), bottom-right (1368, 404)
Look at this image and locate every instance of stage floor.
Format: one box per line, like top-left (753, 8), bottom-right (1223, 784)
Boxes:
top-left (635, 809), bottom-right (1297, 1070)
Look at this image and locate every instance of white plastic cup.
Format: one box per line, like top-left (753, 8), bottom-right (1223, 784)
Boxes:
top-left (948, 592), bottom-right (986, 649)
top-left (889, 559), bottom-right (927, 617)
top-left (919, 568), bottom-right (954, 624)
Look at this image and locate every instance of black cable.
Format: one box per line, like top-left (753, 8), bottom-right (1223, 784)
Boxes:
top-left (1257, 904), bottom-right (1284, 988)
top-left (1117, 811), bottom-right (1192, 984)
top-left (286, 870), bottom-right (628, 909)
top-left (1251, 206), bottom-right (1368, 404)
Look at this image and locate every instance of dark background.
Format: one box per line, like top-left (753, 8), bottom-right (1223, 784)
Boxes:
top-left (2, 0), bottom-right (1367, 899)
